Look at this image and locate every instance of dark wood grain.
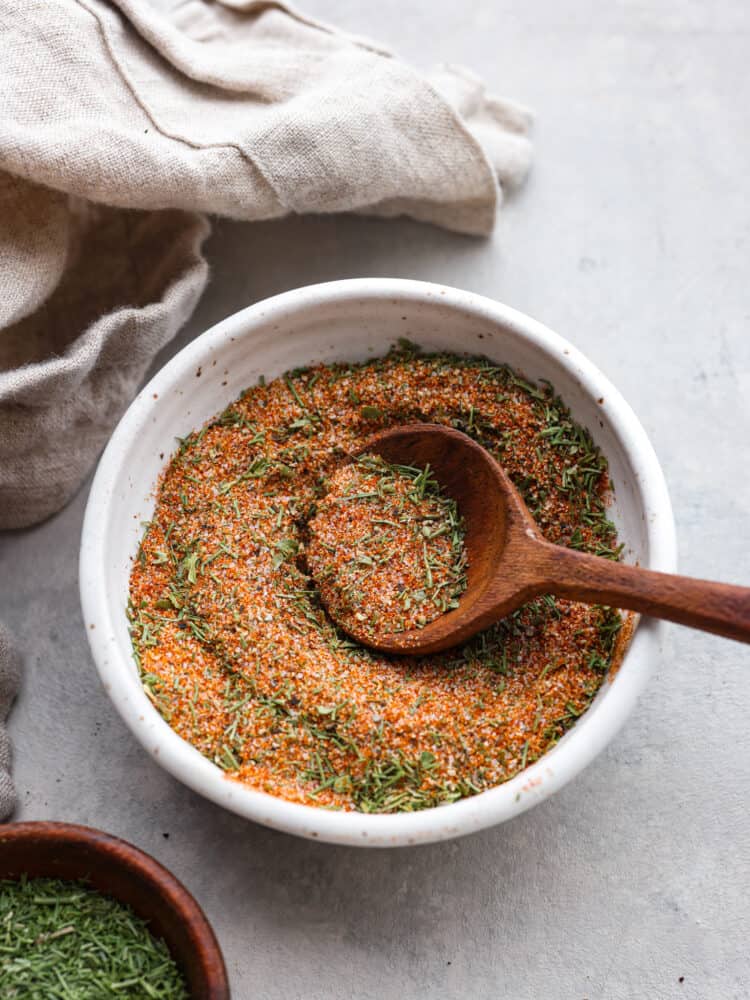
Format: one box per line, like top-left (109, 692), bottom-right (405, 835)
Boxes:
top-left (341, 423), bottom-right (750, 654)
top-left (0, 822), bottom-right (230, 999)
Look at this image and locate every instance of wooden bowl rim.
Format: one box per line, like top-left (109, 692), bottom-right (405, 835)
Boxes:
top-left (0, 821), bottom-right (229, 997)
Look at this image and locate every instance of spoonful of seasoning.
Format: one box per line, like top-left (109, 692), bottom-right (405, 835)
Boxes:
top-left (308, 423), bottom-right (750, 654)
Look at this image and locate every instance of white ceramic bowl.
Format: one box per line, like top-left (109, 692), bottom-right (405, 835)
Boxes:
top-left (80, 279), bottom-right (676, 847)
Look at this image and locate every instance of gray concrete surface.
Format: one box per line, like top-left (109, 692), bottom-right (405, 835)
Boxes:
top-left (2, 2), bottom-right (750, 997)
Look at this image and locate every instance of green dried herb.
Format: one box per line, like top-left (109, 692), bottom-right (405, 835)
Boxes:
top-left (0, 876), bottom-right (188, 998)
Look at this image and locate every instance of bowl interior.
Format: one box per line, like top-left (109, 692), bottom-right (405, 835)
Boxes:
top-left (82, 279), bottom-right (675, 846)
top-left (0, 822), bottom-right (228, 998)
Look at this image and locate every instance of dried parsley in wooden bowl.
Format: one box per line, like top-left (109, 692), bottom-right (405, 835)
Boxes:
top-left (0, 822), bottom-right (228, 999)
top-left (0, 876), bottom-right (188, 997)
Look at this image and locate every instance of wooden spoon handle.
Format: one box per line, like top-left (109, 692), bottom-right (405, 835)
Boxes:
top-left (533, 542), bottom-right (750, 643)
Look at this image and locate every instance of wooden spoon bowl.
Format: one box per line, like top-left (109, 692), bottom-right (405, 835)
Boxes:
top-left (331, 423), bottom-right (750, 654)
top-left (0, 822), bottom-right (229, 999)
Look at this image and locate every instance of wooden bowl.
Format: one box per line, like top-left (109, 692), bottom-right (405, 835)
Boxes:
top-left (0, 822), bottom-right (229, 998)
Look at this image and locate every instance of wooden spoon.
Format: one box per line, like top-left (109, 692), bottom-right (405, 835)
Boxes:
top-left (323, 423), bottom-right (750, 655)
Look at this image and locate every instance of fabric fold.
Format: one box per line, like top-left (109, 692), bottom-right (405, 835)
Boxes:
top-left (0, 0), bottom-right (532, 531)
top-left (0, 625), bottom-right (20, 821)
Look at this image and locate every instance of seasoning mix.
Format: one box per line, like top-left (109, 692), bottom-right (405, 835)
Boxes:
top-left (307, 453), bottom-right (468, 642)
top-left (129, 343), bottom-right (624, 813)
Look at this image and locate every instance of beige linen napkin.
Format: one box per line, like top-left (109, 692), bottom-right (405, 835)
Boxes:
top-left (0, 0), bottom-right (531, 814)
top-left (0, 627), bottom-right (20, 819)
top-left (0, 0), bottom-right (531, 529)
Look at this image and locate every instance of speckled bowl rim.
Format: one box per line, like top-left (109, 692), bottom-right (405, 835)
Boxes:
top-left (80, 278), bottom-right (677, 847)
